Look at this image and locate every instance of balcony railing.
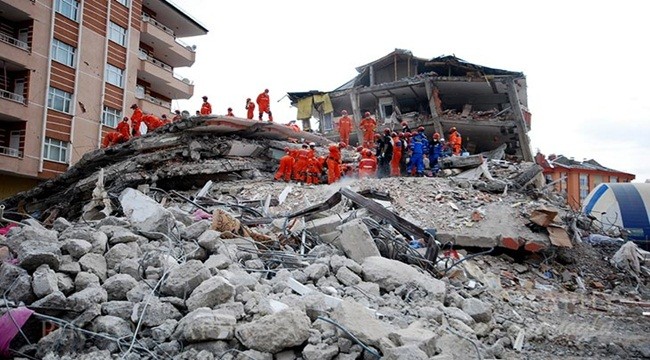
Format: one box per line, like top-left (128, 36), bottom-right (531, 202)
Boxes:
top-left (138, 49), bottom-right (173, 72)
top-left (0, 32), bottom-right (30, 52)
top-left (0, 146), bottom-right (23, 158)
top-left (0, 89), bottom-right (26, 104)
top-left (141, 13), bottom-right (196, 53)
top-left (144, 94), bottom-right (171, 109)
top-left (173, 72), bottom-right (194, 85)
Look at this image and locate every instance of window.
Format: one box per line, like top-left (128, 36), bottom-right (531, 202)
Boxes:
top-left (108, 22), bottom-right (127, 46)
top-left (51, 39), bottom-right (76, 67)
top-left (322, 113), bottom-right (333, 132)
top-left (115, 0), bottom-right (129, 7)
top-left (54, 0), bottom-right (79, 21)
top-left (43, 137), bottom-right (69, 163)
top-left (47, 87), bottom-right (72, 113)
top-left (610, 176), bottom-right (618, 183)
top-left (102, 106), bottom-right (122, 127)
top-left (579, 174), bottom-right (589, 201)
top-left (105, 64), bottom-right (124, 88)
top-left (560, 172), bottom-right (567, 191)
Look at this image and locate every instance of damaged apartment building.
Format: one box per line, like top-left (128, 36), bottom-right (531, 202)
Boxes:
top-left (288, 49), bottom-right (534, 162)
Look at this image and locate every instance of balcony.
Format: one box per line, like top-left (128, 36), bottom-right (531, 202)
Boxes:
top-left (0, 32), bottom-right (32, 67)
top-left (0, 145), bottom-right (23, 158)
top-left (140, 14), bottom-right (195, 67)
top-left (0, 89), bottom-right (28, 120)
top-left (137, 50), bottom-right (194, 99)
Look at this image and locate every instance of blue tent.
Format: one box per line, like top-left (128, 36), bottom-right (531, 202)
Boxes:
top-left (582, 183), bottom-right (650, 242)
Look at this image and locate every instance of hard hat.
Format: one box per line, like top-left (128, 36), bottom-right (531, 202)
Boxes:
top-left (417, 126), bottom-right (425, 132)
top-left (450, 126), bottom-right (457, 132)
top-left (364, 111), bottom-right (371, 117)
top-left (401, 121), bottom-right (408, 126)
top-left (383, 128), bottom-right (390, 134)
top-left (374, 133), bottom-right (381, 139)
top-left (309, 142), bottom-right (316, 147)
top-left (341, 110), bottom-right (348, 115)
top-left (398, 132), bottom-right (404, 138)
top-left (130, 104), bottom-right (137, 109)
top-left (433, 132), bottom-right (440, 139)
top-left (391, 131), bottom-right (397, 137)
top-left (202, 96), bottom-right (208, 99)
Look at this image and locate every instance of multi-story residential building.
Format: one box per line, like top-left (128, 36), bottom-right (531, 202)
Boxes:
top-left (0, 0), bottom-right (207, 198)
top-left (535, 152), bottom-right (636, 210)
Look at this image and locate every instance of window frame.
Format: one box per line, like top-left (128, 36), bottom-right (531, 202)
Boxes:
top-left (102, 106), bottom-right (122, 128)
top-left (47, 86), bottom-right (73, 113)
top-left (43, 137), bottom-right (69, 163)
top-left (54, 0), bottom-right (80, 22)
top-left (105, 63), bottom-right (124, 88)
top-left (579, 173), bottom-right (589, 201)
top-left (115, 0), bottom-right (129, 7)
top-left (51, 38), bottom-right (76, 67)
top-left (108, 21), bottom-right (127, 47)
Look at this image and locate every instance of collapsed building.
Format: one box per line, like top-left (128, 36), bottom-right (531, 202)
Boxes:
top-left (0, 116), bottom-right (649, 359)
top-left (288, 49), bottom-right (533, 162)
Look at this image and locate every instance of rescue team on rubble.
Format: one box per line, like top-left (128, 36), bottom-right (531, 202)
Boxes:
top-left (273, 109), bottom-right (464, 184)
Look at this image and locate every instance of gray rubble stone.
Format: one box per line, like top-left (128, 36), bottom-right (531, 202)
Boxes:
top-left (235, 309), bottom-right (311, 353)
top-left (443, 306), bottom-right (476, 326)
top-left (60, 228), bottom-right (109, 255)
top-left (32, 291), bottom-right (67, 309)
top-left (56, 272), bottom-right (74, 295)
top-left (16, 240), bottom-right (61, 271)
top-left (102, 273), bottom-right (138, 300)
top-left (62, 239), bottom-right (93, 259)
top-left (53, 217), bottom-right (72, 232)
top-left (183, 340), bottom-right (229, 356)
top-left (75, 271), bottom-right (100, 291)
top-left (0, 264), bottom-right (34, 303)
top-left (383, 345), bottom-right (429, 360)
top-left (7, 225), bottom-right (57, 247)
top-left (362, 256), bottom-right (446, 301)
top-left (173, 307), bottom-right (237, 342)
top-left (93, 315), bottom-right (133, 337)
top-left (303, 343), bottom-right (339, 360)
top-left (418, 306), bottom-right (444, 323)
top-left (167, 206), bottom-right (194, 226)
top-left (305, 263), bottom-right (329, 281)
top-left (182, 219), bottom-right (211, 240)
top-left (329, 255), bottom-right (363, 275)
top-left (435, 333), bottom-right (483, 359)
top-left (214, 301), bottom-right (246, 320)
top-left (68, 285), bottom-right (108, 310)
top-left (221, 267), bottom-right (259, 290)
top-left (118, 258), bottom-right (141, 279)
top-left (161, 259), bottom-right (211, 296)
top-left (330, 300), bottom-right (394, 348)
top-left (105, 242), bottom-right (141, 271)
top-left (119, 188), bottom-right (176, 233)
top-left (186, 275), bottom-right (235, 311)
top-left (58, 255), bottom-right (81, 275)
top-left (101, 301), bottom-right (135, 320)
top-left (97, 216), bottom-right (130, 227)
top-left (197, 229), bottom-right (223, 252)
top-left (99, 225), bottom-right (142, 245)
top-left (388, 321), bottom-right (436, 348)
top-left (126, 281), bottom-right (158, 303)
top-left (79, 253), bottom-right (107, 282)
top-left (32, 264), bottom-right (59, 298)
top-left (336, 266), bottom-right (362, 286)
top-left (336, 219), bottom-right (380, 264)
top-left (462, 297), bottom-right (493, 323)
top-left (152, 319), bottom-right (178, 342)
top-left (131, 298), bottom-right (182, 327)
top-left (204, 254), bottom-right (232, 274)
top-left (36, 328), bottom-right (86, 358)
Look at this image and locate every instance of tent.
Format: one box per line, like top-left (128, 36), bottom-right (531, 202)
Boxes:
top-left (582, 183), bottom-right (650, 242)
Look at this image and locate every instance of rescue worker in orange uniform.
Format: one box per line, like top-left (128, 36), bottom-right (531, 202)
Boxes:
top-left (102, 116), bottom-right (131, 148)
top-left (358, 149), bottom-right (377, 178)
top-left (326, 143), bottom-right (342, 184)
top-left (226, 107), bottom-right (235, 117)
top-left (172, 110), bottom-right (182, 122)
top-left (130, 104), bottom-right (143, 136)
top-left (141, 114), bottom-right (165, 131)
top-left (245, 98), bottom-right (255, 119)
top-left (274, 147), bottom-right (295, 182)
top-left (161, 114), bottom-right (171, 124)
top-left (200, 96), bottom-right (212, 115)
top-left (287, 120), bottom-right (301, 132)
top-left (359, 111), bottom-right (377, 149)
top-left (306, 152), bottom-right (323, 185)
top-left (390, 131), bottom-right (402, 176)
top-left (337, 110), bottom-right (353, 148)
top-left (256, 89), bottom-right (273, 121)
top-left (293, 143), bottom-right (310, 182)
top-left (448, 126), bottom-right (462, 155)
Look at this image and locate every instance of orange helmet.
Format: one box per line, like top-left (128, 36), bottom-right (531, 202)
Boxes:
top-left (450, 126), bottom-right (457, 133)
top-left (364, 111), bottom-right (371, 117)
top-left (383, 128), bottom-right (390, 134)
top-left (391, 131), bottom-right (397, 137)
top-left (433, 132), bottom-right (440, 139)
top-left (398, 132), bottom-right (404, 138)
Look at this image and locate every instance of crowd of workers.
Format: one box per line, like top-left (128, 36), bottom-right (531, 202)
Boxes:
top-left (274, 110), bottom-right (464, 184)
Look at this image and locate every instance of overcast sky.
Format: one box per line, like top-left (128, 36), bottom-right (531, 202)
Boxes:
top-left (172, 0), bottom-right (649, 182)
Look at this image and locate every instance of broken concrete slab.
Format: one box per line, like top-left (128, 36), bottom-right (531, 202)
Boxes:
top-left (186, 275), bottom-right (235, 311)
top-left (119, 188), bottom-right (175, 234)
top-left (336, 219), bottom-right (380, 264)
top-left (330, 299), bottom-right (394, 348)
top-left (235, 309), bottom-right (311, 353)
top-left (173, 307), bottom-right (237, 342)
top-left (362, 257), bottom-right (446, 301)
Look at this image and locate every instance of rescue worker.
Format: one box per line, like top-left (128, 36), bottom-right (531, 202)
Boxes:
top-left (161, 114), bottom-right (171, 124)
top-left (376, 128), bottom-right (393, 178)
top-left (337, 110), bottom-right (353, 147)
top-left (130, 104), bottom-right (143, 136)
top-left (358, 149), bottom-right (377, 179)
top-left (359, 111), bottom-right (377, 149)
top-left (287, 120), bottom-right (301, 132)
top-left (274, 147), bottom-right (295, 182)
top-left (409, 131), bottom-right (426, 177)
top-left (448, 127), bottom-right (462, 155)
top-left (256, 89), bottom-right (273, 121)
top-left (102, 116), bottom-right (131, 148)
top-left (293, 143), bottom-right (310, 182)
top-left (200, 96), bottom-right (212, 115)
top-left (141, 114), bottom-right (165, 131)
top-left (398, 132), bottom-right (408, 176)
top-left (306, 151), bottom-right (322, 185)
top-left (226, 107), bottom-right (235, 117)
top-left (401, 121), bottom-right (411, 134)
top-left (172, 110), bottom-right (182, 122)
top-left (390, 132), bottom-right (402, 177)
top-left (326, 143), bottom-right (342, 184)
top-left (245, 98), bottom-right (255, 119)
top-left (429, 132), bottom-right (443, 174)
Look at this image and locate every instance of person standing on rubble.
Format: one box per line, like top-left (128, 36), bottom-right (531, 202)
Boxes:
top-left (401, 121), bottom-right (411, 134)
top-left (129, 104), bottom-right (143, 136)
top-left (141, 114), bottom-right (165, 131)
top-left (274, 147), bottom-right (295, 182)
top-left (200, 96), bottom-right (212, 115)
top-left (448, 127), bottom-right (462, 155)
top-left (409, 131), bottom-right (426, 177)
top-left (326, 142), bottom-right (344, 184)
top-left (101, 116), bottom-right (131, 148)
top-left (375, 128), bottom-right (393, 178)
top-left (359, 111), bottom-right (377, 149)
top-left (390, 131), bottom-right (402, 176)
top-left (287, 120), bottom-right (301, 132)
top-left (337, 110), bottom-right (353, 148)
top-left (245, 98), bottom-right (255, 119)
top-left (293, 143), bottom-right (310, 182)
top-left (256, 89), bottom-right (273, 122)
top-left (306, 151), bottom-right (323, 185)
top-left (429, 132), bottom-right (443, 174)
top-left (358, 149), bottom-right (377, 178)
top-left (172, 110), bottom-right (182, 122)
top-left (226, 107), bottom-right (235, 117)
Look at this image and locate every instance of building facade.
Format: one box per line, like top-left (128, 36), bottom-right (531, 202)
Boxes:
top-left (0, 0), bottom-right (207, 198)
top-left (535, 152), bottom-right (636, 210)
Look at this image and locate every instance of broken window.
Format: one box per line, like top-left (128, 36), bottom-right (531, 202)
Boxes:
top-left (322, 113), bottom-right (333, 132)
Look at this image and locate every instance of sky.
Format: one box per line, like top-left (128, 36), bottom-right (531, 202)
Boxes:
top-left (171, 0), bottom-right (650, 182)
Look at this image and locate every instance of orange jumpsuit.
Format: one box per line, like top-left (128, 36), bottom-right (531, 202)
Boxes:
top-left (274, 153), bottom-right (295, 182)
top-left (200, 101), bottom-right (212, 115)
top-left (293, 148), bottom-right (310, 182)
top-left (449, 130), bottom-right (462, 155)
top-left (306, 153), bottom-right (323, 185)
top-left (256, 91), bottom-right (273, 121)
top-left (326, 144), bottom-right (342, 184)
top-left (131, 108), bottom-right (143, 136)
top-left (358, 155), bottom-right (377, 178)
top-left (172, 113), bottom-right (182, 122)
top-left (246, 101), bottom-right (255, 120)
top-left (289, 123), bottom-right (301, 132)
top-left (359, 117), bottom-right (377, 149)
top-left (390, 136), bottom-right (402, 176)
top-left (102, 120), bottom-right (131, 148)
top-left (337, 115), bottom-right (353, 146)
top-left (142, 114), bottom-right (165, 131)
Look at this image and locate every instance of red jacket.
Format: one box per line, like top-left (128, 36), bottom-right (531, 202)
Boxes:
top-left (200, 101), bottom-right (212, 115)
top-left (116, 120), bottom-right (130, 139)
top-left (256, 92), bottom-right (270, 111)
